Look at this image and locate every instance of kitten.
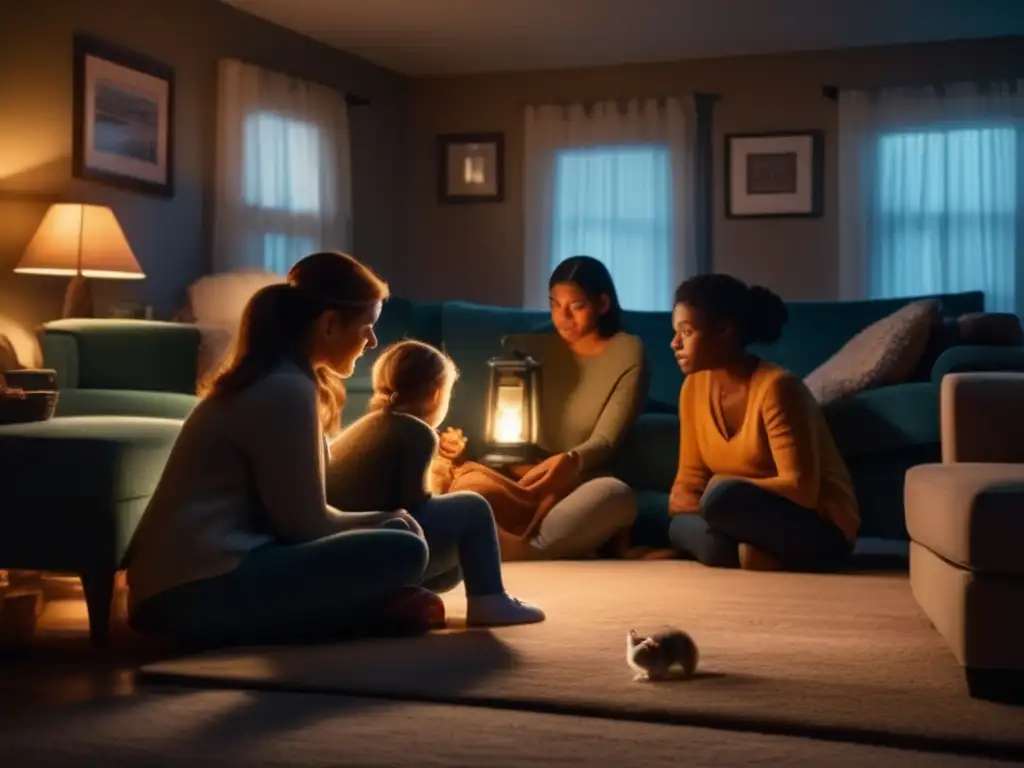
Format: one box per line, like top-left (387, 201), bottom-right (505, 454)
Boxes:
top-left (626, 627), bottom-right (699, 682)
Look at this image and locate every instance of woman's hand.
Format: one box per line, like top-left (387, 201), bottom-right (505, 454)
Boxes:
top-left (520, 451), bottom-right (581, 496)
top-left (377, 509), bottom-right (424, 538)
top-left (438, 427), bottom-right (468, 462)
top-left (668, 483), bottom-right (702, 515)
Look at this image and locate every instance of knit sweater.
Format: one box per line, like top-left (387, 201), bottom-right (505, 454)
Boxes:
top-left (325, 409), bottom-right (440, 513)
top-left (671, 361), bottom-right (860, 542)
top-left (501, 331), bottom-right (648, 473)
top-left (126, 360), bottom-right (377, 609)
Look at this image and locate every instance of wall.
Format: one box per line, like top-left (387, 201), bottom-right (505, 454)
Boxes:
top-left (0, 0), bottom-right (408, 331)
top-left (405, 37), bottom-right (1024, 307)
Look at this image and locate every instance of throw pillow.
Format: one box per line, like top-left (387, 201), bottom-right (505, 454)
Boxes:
top-left (957, 312), bottom-right (1024, 347)
top-left (183, 271), bottom-right (283, 391)
top-left (804, 299), bottom-right (940, 405)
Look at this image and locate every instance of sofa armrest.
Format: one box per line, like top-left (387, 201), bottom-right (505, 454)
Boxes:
top-left (42, 319), bottom-right (201, 394)
top-left (940, 372), bottom-right (1024, 463)
top-left (931, 345), bottom-right (1024, 384)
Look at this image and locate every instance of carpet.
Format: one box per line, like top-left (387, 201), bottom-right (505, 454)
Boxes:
top-left (140, 562), bottom-right (1024, 760)
top-left (0, 689), bottom-right (1017, 767)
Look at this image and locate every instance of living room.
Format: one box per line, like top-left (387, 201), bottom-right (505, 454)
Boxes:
top-left (2, 0), bottom-right (1024, 765)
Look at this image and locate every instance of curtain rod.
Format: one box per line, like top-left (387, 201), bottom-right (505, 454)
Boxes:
top-left (518, 92), bottom-right (720, 108)
top-left (823, 77), bottom-right (1020, 100)
top-left (226, 57), bottom-right (371, 108)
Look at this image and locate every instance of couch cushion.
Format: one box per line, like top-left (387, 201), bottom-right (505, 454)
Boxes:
top-left (824, 382), bottom-right (939, 458)
top-left (747, 292), bottom-right (983, 378)
top-left (54, 389), bottom-right (199, 420)
top-left (630, 489), bottom-right (671, 548)
top-left (905, 462), bottom-right (1024, 574)
top-left (804, 300), bottom-right (939, 405)
top-left (608, 413), bottom-right (678, 492)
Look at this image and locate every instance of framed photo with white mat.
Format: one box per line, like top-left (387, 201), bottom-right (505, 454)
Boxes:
top-left (724, 131), bottom-right (823, 219)
top-left (72, 35), bottom-right (175, 197)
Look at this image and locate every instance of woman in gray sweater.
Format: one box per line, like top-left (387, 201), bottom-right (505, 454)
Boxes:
top-left (127, 253), bottom-right (439, 647)
top-left (450, 256), bottom-right (648, 560)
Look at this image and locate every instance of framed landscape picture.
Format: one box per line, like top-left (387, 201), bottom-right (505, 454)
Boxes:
top-left (724, 131), bottom-right (823, 218)
top-left (73, 35), bottom-right (175, 197)
top-left (437, 132), bottom-right (504, 204)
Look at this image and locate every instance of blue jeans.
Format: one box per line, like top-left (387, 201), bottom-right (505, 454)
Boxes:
top-left (669, 478), bottom-right (851, 570)
top-left (410, 492), bottom-right (505, 597)
top-left (129, 528), bottom-right (429, 646)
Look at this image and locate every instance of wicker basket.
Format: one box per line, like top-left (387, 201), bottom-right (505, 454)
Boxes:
top-left (0, 390), bottom-right (59, 425)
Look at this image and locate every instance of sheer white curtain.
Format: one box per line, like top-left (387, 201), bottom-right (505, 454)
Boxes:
top-left (523, 98), bottom-right (695, 311)
top-left (838, 81), bottom-right (1024, 312)
top-left (213, 59), bottom-right (352, 274)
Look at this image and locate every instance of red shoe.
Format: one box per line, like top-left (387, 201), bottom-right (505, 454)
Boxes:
top-left (367, 586), bottom-right (446, 636)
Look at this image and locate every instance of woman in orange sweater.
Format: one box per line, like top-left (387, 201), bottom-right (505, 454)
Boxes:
top-left (667, 274), bottom-right (860, 571)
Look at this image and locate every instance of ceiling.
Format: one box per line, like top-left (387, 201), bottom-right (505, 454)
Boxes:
top-left (222, 0), bottom-right (1024, 76)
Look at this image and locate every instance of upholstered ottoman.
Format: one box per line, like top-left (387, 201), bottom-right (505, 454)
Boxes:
top-left (0, 416), bottom-right (181, 644)
top-left (904, 372), bottom-right (1024, 702)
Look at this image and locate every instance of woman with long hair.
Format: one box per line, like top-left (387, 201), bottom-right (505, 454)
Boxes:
top-left (126, 252), bottom-right (439, 647)
top-left (444, 255), bottom-right (648, 560)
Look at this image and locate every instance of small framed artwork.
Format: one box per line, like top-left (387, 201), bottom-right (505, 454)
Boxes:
top-left (73, 35), bottom-right (175, 197)
top-left (437, 132), bottom-right (504, 204)
top-left (724, 131), bottom-right (823, 219)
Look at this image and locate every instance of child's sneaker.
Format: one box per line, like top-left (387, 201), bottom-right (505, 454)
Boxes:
top-left (466, 593), bottom-right (545, 626)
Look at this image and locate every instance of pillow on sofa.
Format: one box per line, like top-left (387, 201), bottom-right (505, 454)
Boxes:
top-left (0, 314), bottom-right (42, 370)
top-left (910, 312), bottom-right (1024, 381)
top-left (804, 299), bottom-right (939, 405)
top-left (957, 312), bottom-right (1024, 346)
top-left (183, 271), bottom-right (283, 389)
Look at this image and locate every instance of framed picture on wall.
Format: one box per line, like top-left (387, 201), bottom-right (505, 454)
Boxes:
top-left (73, 34), bottom-right (175, 197)
top-left (437, 132), bottom-right (505, 204)
top-left (724, 131), bottom-right (823, 218)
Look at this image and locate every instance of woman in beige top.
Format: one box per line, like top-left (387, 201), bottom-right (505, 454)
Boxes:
top-left (127, 253), bottom-right (436, 647)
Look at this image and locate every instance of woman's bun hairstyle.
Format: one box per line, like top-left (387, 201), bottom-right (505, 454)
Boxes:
top-left (744, 285), bottom-right (788, 346)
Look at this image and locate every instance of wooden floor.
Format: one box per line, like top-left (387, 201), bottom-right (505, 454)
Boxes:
top-left (0, 573), bottom-right (170, 725)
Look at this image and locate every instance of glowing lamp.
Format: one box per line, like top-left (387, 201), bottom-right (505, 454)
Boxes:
top-left (481, 351), bottom-right (541, 467)
top-left (15, 203), bottom-right (145, 318)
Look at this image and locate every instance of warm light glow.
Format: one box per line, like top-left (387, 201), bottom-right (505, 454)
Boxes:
top-left (494, 405), bottom-right (524, 443)
top-left (493, 382), bottom-right (525, 443)
top-left (14, 203), bottom-right (145, 280)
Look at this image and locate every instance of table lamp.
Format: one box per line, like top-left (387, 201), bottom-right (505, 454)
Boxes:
top-left (14, 203), bottom-right (145, 318)
top-left (480, 350), bottom-right (541, 467)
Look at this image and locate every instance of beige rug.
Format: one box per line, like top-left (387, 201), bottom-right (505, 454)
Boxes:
top-left (140, 562), bottom-right (1024, 759)
top-left (0, 689), bottom-right (1017, 767)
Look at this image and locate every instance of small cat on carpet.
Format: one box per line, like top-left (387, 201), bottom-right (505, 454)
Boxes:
top-left (627, 627), bottom-right (699, 682)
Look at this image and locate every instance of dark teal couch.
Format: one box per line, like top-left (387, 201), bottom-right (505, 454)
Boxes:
top-left (41, 290), bottom-right (1024, 548)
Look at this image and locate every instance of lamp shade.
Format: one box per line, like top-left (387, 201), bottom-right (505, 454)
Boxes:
top-left (15, 203), bottom-right (144, 280)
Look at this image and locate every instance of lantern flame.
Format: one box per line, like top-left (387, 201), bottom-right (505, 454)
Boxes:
top-left (494, 405), bottom-right (524, 443)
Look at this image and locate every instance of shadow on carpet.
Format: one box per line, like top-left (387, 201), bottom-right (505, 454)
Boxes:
top-left (139, 562), bottom-right (1024, 761)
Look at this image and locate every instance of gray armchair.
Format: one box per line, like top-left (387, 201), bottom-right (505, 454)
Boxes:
top-left (904, 372), bottom-right (1024, 702)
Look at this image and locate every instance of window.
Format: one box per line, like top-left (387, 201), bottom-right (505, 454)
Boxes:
top-left (242, 111), bottom-right (325, 273)
top-left (872, 126), bottom-right (1017, 311)
top-left (551, 145), bottom-right (673, 310)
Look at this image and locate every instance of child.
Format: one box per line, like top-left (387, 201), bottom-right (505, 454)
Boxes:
top-left (326, 340), bottom-right (546, 625)
top-left (325, 340), bottom-right (461, 513)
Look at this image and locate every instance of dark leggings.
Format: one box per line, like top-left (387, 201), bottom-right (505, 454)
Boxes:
top-left (669, 478), bottom-right (851, 570)
top-left (130, 528), bottom-right (428, 647)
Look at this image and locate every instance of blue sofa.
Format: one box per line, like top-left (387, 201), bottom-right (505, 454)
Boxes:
top-left (41, 290), bottom-right (1024, 549)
